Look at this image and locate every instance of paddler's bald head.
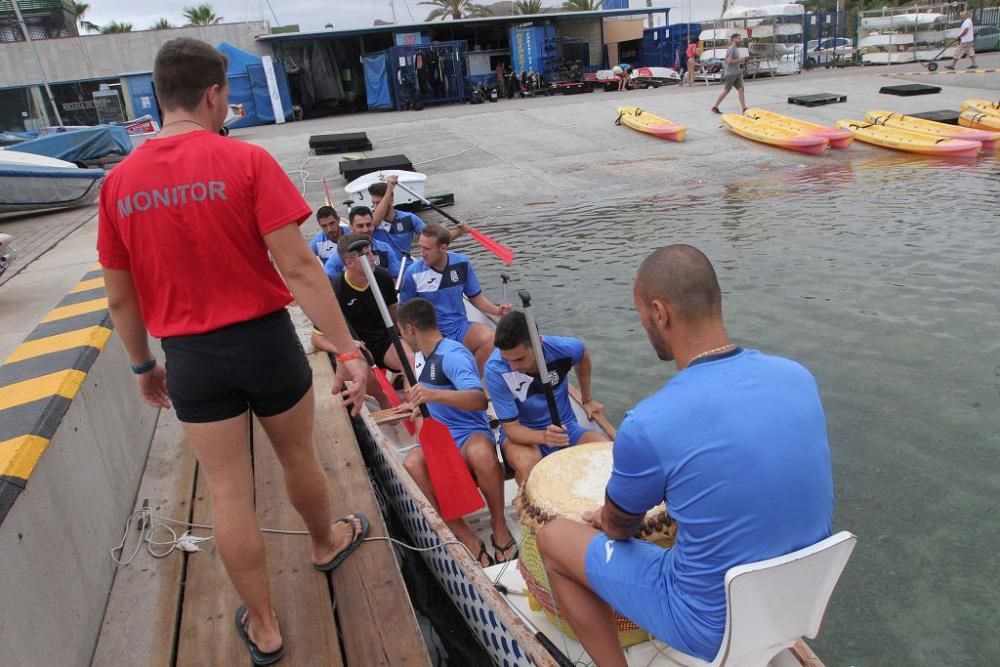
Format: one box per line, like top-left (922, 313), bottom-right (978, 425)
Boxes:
top-left (635, 245), bottom-right (722, 323)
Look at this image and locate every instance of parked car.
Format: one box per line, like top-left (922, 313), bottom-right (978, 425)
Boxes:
top-left (805, 37), bottom-right (854, 68)
top-left (975, 25), bottom-right (1000, 53)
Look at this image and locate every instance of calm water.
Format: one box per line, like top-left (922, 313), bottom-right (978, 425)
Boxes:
top-left (457, 153), bottom-right (1000, 666)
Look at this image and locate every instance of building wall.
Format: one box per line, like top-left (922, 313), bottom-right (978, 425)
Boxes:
top-left (0, 21), bottom-right (271, 89)
top-left (604, 18), bottom-right (646, 44)
top-left (555, 18), bottom-right (604, 68)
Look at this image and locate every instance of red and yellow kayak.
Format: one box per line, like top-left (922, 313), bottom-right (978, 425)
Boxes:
top-left (616, 105), bottom-right (687, 142)
top-left (744, 108), bottom-right (853, 149)
top-left (865, 110), bottom-right (1000, 148)
top-left (961, 99), bottom-right (1000, 116)
top-left (959, 109), bottom-right (1000, 133)
top-left (721, 114), bottom-right (829, 155)
top-left (835, 120), bottom-right (981, 158)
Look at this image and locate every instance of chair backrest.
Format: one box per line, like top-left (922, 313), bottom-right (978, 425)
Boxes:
top-left (713, 531), bottom-right (857, 667)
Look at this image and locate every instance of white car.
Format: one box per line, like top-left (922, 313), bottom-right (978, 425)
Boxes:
top-left (805, 38), bottom-right (854, 68)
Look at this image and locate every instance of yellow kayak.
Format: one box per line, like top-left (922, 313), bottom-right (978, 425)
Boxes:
top-left (961, 99), bottom-right (1000, 116)
top-left (744, 108), bottom-right (853, 148)
top-left (835, 120), bottom-right (981, 158)
top-left (959, 109), bottom-right (1000, 132)
top-left (864, 110), bottom-right (1000, 147)
top-left (721, 114), bottom-right (828, 155)
top-left (615, 106), bottom-right (686, 142)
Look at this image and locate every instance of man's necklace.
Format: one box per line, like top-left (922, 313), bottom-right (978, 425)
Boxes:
top-left (688, 344), bottom-right (736, 365)
top-left (157, 119), bottom-right (206, 135)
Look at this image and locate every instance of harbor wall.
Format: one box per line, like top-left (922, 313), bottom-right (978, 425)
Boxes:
top-left (0, 267), bottom-right (158, 666)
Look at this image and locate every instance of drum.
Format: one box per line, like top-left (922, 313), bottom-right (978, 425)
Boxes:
top-left (513, 442), bottom-right (676, 647)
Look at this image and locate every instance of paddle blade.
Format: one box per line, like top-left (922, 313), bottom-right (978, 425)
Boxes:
top-left (419, 418), bottom-right (484, 521)
top-left (372, 368), bottom-right (414, 434)
top-left (322, 178), bottom-right (333, 208)
top-left (469, 227), bottom-right (514, 266)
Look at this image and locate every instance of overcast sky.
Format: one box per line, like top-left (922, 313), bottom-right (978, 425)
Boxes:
top-left (81, 0), bottom-right (731, 34)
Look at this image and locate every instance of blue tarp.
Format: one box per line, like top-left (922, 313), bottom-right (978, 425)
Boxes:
top-left (6, 125), bottom-right (131, 163)
top-left (217, 42), bottom-right (293, 128)
top-left (363, 53), bottom-right (393, 111)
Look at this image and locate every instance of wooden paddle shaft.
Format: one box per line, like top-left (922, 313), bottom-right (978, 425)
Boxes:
top-left (518, 290), bottom-right (562, 429)
top-left (352, 239), bottom-right (430, 419)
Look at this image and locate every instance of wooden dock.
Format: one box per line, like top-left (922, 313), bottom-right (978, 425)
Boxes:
top-left (92, 354), bottom-right (430, 666)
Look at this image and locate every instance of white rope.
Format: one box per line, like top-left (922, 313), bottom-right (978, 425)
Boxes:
top-left (110, 505), bottom-right (478, 566)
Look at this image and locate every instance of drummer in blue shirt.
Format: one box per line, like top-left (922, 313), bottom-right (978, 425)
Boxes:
top-left (370, 175), bottom-right (466, 258)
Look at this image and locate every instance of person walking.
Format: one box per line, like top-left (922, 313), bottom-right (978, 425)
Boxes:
top-left (945, 11), bottom-right (977, 70)
top-left (98, 38), bottom-right (371, 665)
top-left (711, 33), bottom-right (747, 114)
top-left (686, 37), bottom-right (699, 87)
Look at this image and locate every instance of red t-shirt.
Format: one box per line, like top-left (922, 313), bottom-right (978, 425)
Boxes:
top-left (97, 130), bottom-right (311, 338)
top-left (687, 43), bottom-right (698, 60)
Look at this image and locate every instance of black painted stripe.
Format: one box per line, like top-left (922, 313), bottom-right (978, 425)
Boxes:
top-left (0, 477), bottom-right (24, 524)
top-left (23, 310), bottom-right (113, 343)
top-left (0, 395), bottom-right (74, 444)
top-left (0, 346), bottom-right (102, 387)
top-left (59, 287), bottom-right (108, 307)
top-left (81, 269), bottom-right (104, 281)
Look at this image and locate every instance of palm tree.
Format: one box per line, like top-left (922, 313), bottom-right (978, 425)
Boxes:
top-left (72, 2), bottom-right (99, 33)
top-left (183, 3), bottom-right (223, 26)
top-left (151, 18), bottom-right (173, 29)
top-left (514, 0), bottom-right (543, 14)
top-left (562, 0), bottom-right (603, 10)
top-left (418, 0), bottom-right (492, 21)
top-left (100, 21), bottom-right (133, 33)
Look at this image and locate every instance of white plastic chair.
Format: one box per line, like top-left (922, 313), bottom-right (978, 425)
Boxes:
top-left (656, 531), bottom-right (857, 667)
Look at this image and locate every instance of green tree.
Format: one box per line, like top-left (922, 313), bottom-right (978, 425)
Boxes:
top-left (418, 0), bottom-right (492, 21)
top-left (151, 18), bottom-right (173, 30)
top-left (562, 0), bottom-right (603, 10)
top-left (72, 2), bottom-right (99, 33)
top-left (514, 0), bottom-right (544, 13)
top-left (183, 3), bottom-right (223, 26)
top-left (100, 21), bottom-right (133, 33)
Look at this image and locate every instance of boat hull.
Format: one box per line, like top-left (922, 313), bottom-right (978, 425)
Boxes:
top-left (722, 114), bottom-right (829, 155)
top-left (864, 110), bottom-right (1000, 146)
top-left (835, 120), bottom-right (981, 157)
top-left (745, 108), bottom-right (854, 148)
top-left (0, 165), bottom-right (104, 213)
top-left (616, 106), bottom-right (687, 142)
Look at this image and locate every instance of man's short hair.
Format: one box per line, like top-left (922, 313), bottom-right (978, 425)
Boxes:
top-left (337, 233), bottom-right (369, 260)
top-left (368, 182), bottom-right (388, 197)
top-left (420, 223), bottom-right (451, 246)
top-left (494, 311), bottom-right (531, 350)
top-left (635, 245), bottom-right (723, 323)
top-left (397, 298), bottom-right (438, 331)
top-left (153, 38), bottom-right (228, 112)
top-left (349, 205), bottom-right (373, 224)
top-left (731, 33), bottom-right (742, 39)
top-left (316, 205), bottom-right (338, 221)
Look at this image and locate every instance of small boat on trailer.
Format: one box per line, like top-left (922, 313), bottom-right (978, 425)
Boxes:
top-left (0, 151), bottom-right (104, 213)
top-left (351, 302), bottom-right (830, 666)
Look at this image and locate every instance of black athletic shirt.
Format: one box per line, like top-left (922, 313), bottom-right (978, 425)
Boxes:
top-left (329, 268), bottom-right (397, 349)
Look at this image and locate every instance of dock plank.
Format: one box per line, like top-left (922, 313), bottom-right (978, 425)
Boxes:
top-left (311, 355), bottom-right (431, 667)
top-left (251, 417), bottom-right (344, 666)
top-left (91, 409), bottom-right (197, 667)
top-left (174, 420), bottom-right (247, 666)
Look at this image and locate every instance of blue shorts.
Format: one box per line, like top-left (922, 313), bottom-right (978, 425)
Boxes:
top-left (498, 421), bottom-right (593, 456)
top-left (453, 429), bottom-right (494, 449)
top-left (585, 534), bottom-right (713, 661)
top-left (442, 319), bottom-right (474, 345)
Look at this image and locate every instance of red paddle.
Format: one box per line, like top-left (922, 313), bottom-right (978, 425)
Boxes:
top-left (372, 367), bottom-right (415, 435)
top-left (351, 239), bottom-right (484, 520)
top-left (392, 181), bottom-right (514, 266)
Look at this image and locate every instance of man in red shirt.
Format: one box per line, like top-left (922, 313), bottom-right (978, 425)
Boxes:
top-left (98, 38), bottom-right (369, 665)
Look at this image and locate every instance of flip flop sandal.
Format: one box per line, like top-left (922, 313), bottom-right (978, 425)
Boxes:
top-left (235, 605), bottom-right (286, 666)
top-left (491, 535), bottom-right (518, 564)
top-left (476, 541), bottom-right (495, 568)
top-left (314, 512), bottom-right (370, 573)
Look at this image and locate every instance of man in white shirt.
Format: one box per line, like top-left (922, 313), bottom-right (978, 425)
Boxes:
top-left (946, 11), bottom-right (977, 70)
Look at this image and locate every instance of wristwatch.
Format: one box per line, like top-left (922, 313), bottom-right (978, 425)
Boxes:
top-left (130, 358), bottom-right (157, 375)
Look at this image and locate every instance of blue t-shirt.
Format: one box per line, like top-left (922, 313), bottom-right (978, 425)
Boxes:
top-left (373, 210), bottom-right (426, 257)
top-left (323, 237), bottom-right (401, 280)
top-left (399, 251), bottom-right (482, 338)
top-left (606, 348), bottom-right (834, 660)
top-left (484, 335), bottom-right (584, 431)
top-left (308, 227), bottom-right (347, 263)
top-left (415, 337), bottom-right (491, 444)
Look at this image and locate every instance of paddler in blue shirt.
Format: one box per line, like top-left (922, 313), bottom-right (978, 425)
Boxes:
top-left (483, 311), bottom-right (604, 484)
top-left (370, 175), bottom-right (466, 258)
top-left (536, 245), bottom-right (834, 666)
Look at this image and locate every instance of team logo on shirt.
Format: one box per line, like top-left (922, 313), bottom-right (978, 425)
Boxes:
top-left (413, 269), bottom-right (442, 293)
top-left (502, 371), bottom-right (534, 402)
top-left (605, 540), bottom-right (615, 563)
top-left (347, 298), bottom-right (358, 306)
top-left (450, 270), bottom-right (459, 283)
top-left (414, 353), bottom-right (425, 377)
top-left (548, 370), bottom-right (560, 386)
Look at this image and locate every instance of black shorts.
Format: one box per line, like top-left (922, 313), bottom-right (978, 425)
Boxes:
top-left (366, 336), bottom-right (399, 372)
top-left (162, 309), bottom-right (313, 423)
